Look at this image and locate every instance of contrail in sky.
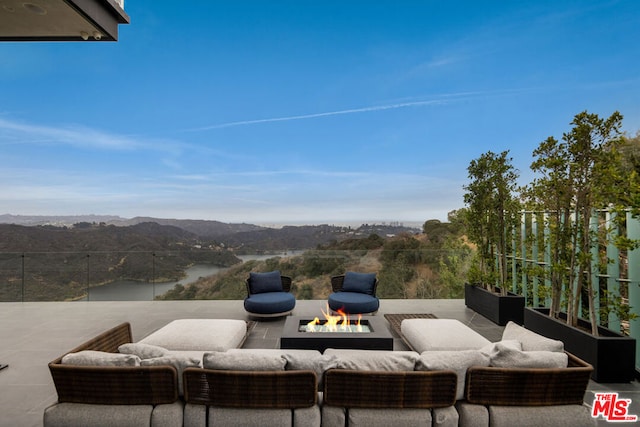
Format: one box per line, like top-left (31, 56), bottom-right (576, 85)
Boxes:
top-left (188, 98), bottom-right (447, 131)
top-left (186, 89), bottom-right (524, 132)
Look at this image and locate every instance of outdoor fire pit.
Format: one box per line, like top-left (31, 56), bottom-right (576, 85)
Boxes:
top-left (280, 310), bottom-right (393, 351)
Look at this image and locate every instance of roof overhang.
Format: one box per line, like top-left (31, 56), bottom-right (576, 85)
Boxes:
top-left (0, 0), bottom-right (129, 41)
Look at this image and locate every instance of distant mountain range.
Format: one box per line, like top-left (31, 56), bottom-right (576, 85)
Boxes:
top-left (0, 215), bottom-right (421, 251)
top-left (0, 214), bottom-right (264, 238)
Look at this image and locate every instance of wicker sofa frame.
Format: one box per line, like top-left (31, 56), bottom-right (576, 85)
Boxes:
top-left (183, 368), bottom-right (317, 408)
top-left (323, 369), bottom-right (457, 409)
top-left (48, 322), bottom-right (178, 405)
top-left (465, 351), bottom-right (593, 406)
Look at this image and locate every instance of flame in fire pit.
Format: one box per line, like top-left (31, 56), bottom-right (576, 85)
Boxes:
top-left (303, 306), bottom-right (365, 333)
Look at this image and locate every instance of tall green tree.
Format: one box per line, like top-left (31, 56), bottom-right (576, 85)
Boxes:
top-left (463, 150), bottom-right (520, 294)
top-left (527, 111), bottom-right (627, 334)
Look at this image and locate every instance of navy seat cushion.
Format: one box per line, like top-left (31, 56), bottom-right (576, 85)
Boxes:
top-left (342, 272), bottom-right (376, 295)
top-left (244, 292), bottom-right (296, 315)
top-left (249, 270), bottom-right (283, 294)
top-left (328, 292), bottom-right (379, 314)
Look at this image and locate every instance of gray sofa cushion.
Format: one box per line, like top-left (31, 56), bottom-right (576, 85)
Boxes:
top-left (488, 404), bottom-right (596, 427)
top-left (184, 403), bottom-right (206, 427)
top-left (61, 350), bottom-right (141, 367)
top-left (293, 405), bottom-right (322, 427)
top-left (225, 348), bottom-right (336, 385)
top-left (433, 406), bottom-right (459, 427)
top-left (151, 401), bottom-right (184, 427)
top-left (208, 407), bottom-right (292, 427)
top-left (44, 402), bottom-right (153, 427)
top-left (203, 351), bottom-right (286, 371)
top-left (416, 350), bottom-right (490, 400)
top-left (455, 401), bottom-right (489, 427)
top-left (489, 342), bottom-right (568, 368)
top-left (283, 352), bottom-right (338, 388)
top-left (502, 321), bottom-right (564, 352)
top-left (479, 339), bottom-right (522, 355)
top-left (141, 354), bottom-right (201, 395)
top-left (324, 349), bottom-right (418, 371)
top-left (348, 407), bottom-right (432, 426)
top-left (118, 342), bottom-right (169, 359)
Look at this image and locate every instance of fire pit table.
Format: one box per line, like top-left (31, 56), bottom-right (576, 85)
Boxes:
top-left (280, 315), bottom-right (393, 352)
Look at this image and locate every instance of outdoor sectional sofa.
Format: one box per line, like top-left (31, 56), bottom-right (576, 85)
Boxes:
top-left (401, 319), bottom-right (596, 427)
top-left (44, 318), bottom-right (596, 427)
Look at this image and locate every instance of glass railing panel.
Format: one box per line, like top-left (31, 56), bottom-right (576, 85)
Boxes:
top-left (0, 248), bottom-right (475, 302)
top-left (0, 253), bottom-right (24, 302)
top-left (18, 252), bottom-right (88, 302)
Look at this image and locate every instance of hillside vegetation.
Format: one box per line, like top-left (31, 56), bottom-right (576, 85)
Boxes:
top-left (0, 222), bottom-right (240, 301)
top-left (159, 219), bottom-right (472, 301)
top-left (0, 219), bottom-right (424, 301)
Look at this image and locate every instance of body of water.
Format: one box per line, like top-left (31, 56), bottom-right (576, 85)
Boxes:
top-left (84, 251), bottom-right (304, 301)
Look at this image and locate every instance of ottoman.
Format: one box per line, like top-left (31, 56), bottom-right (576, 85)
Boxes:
top-left (139, 319), bottom-right (247, 352)
top-left (400, 319), bottom-right (491, 353)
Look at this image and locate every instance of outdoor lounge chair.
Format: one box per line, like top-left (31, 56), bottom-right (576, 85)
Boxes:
top-left (244, 270), bottom-right (296, 317)
top-left (328, 272), bottom-right (379, 314)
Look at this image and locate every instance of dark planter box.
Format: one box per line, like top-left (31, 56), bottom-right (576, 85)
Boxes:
top-left (524, 307), bottom-right (637, 383)
top-left (464, 283), bottom-right (525, 326)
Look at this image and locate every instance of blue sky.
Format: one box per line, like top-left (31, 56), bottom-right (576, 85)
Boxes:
top-left (1, 0), bottom-right (639, 226)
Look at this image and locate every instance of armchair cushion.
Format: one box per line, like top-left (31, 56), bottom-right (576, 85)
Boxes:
top-left (244, 292), bottom-right (296, 315)
top-left (342, 272), bottom-right (377, 295)
top-left (249, 270), bottom-right (283, 294)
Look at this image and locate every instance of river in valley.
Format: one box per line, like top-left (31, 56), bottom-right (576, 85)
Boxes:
top-left (83, 251), bottom-right (303, 301)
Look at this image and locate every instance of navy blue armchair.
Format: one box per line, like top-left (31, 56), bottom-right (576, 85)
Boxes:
top-left (327, 272), bottom-right (379, 315)
top-left (244, 270), bottom-right (296, 318)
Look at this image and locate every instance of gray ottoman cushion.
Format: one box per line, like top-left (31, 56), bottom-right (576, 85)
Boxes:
top-left (401, 319), bottom-right (491, 352)
top-left (139, 319), bottom-right (246, 351)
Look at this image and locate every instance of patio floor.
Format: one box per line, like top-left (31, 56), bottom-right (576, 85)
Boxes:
top-left (0, 299), bottom-right (637, 426)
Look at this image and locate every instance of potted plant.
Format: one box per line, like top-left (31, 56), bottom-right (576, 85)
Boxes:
top-left (463, 150), bottom-right (525, 325)
top-left (523, 110), bottom-right (638, 382)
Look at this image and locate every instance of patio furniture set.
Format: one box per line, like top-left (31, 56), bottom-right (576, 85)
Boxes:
top-left (244, 271), bottom-right (380, 317)
top-left (44, 271), bottom-right (596, 427)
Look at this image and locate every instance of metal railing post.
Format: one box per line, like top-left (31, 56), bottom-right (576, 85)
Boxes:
top-left (626, 211), bottom-right (640, 371)
top-left (606, 211), bottom-right (620, 331)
